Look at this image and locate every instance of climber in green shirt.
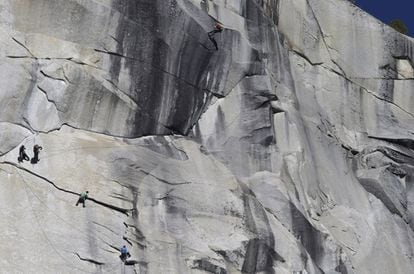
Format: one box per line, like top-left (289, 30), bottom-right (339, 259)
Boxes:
top-left (76, 191), bottom-right (89, 208)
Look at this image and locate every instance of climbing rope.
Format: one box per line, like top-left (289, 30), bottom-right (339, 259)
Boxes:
top-left (29, 138), bottom-right (184, 162)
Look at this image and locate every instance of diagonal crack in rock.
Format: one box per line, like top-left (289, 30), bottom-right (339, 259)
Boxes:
top-left (74, 253), bottom-right (105, 266)
top-left (140, 169), bottom-right (192, 186)
top-left (0, 161), bottom-right (131, 215)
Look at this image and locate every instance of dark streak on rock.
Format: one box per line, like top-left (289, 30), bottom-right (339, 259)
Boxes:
top-left (289, 202), bottom-right (325, 266)
top-left (239, 182), bottom-right (283, 273)
top-left (190, 258), bottom-right (227, 274)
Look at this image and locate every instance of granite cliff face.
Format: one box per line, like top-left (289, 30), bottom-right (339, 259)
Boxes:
top-left (1, 0), bottom-right (414, 273)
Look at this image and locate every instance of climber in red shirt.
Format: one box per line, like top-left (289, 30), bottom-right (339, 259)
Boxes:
top-left (208, 22), bottom-right (224, 51)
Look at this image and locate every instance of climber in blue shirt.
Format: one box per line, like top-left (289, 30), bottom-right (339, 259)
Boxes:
top-left (120, 245), bottom-right (131, 261)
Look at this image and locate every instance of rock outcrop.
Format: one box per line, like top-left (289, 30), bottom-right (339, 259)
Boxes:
top-left (0, 0), bottom-right (413, 273)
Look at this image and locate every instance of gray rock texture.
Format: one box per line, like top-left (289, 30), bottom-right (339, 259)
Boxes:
top-left (0, 0), bottom-right (413, 273)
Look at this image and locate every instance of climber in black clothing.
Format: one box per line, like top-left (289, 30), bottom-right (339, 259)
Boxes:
top-left (208, 22), bottom-right (224, 50)
top-left (31, 144), bottom-right (43, 164)
top-left (18, 145), bottom-right (30, 163)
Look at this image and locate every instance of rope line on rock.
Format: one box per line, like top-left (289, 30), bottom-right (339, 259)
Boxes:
top-left (14, 138), bottom-right (184, 162)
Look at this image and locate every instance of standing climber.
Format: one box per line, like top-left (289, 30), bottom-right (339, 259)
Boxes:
top-left (208, 22), bottom-right (224, 51)
top-left (31, 144), bottom-right (43, 164)
top-left (120, 245), bottom-right (131, 261)
top-left (18, 145), bottom-right (30, 163)
top-left (76, 191), bottom-right (89, 208)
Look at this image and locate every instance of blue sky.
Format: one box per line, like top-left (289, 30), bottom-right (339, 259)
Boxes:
top-left (355, 0), bottom-right (413, 36)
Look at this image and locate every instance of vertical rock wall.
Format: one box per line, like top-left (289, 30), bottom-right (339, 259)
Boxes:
top-left (0, 0), bottom-right (413, 273)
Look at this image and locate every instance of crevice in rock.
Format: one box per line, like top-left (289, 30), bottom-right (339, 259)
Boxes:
top-left (123, 236), bottom-right (133, 246)
top-left (0, 161), bottom-right (131, 215)
top-left (22, 116), bottom-right (37, 133)
top-left (321, 64), bottom-right (344, 78)
top-left (368, 136), bottom-right (414, 151)
top-left (124, 260), bottom-right (148, 266)
top-left (207, 90), bottom-right (226, 99)
top-left (360, 146), bottom-right (414, 168)
top-left (60, 122), bottom-right (185, 139)
top-left (74, 253), bottom-right (104, 266)
top-left (112, 192), bottom-right (130, 199)
top-left (37, 86), bottom-right (62, 112)
top-left (6, 55), bottom-right (34, 59)
top-left (39, 122), bottom-right (189, 145)
top-left (12, 37), bottom-right (35, 57)
top-left (109, 194), bottom-right (133, 203)
top-left (294, 51), bottom-right (414, 119)
top-left (159, 123), bottom-right (186, 136)
top-left (123, 235), bottom-right (146, 249)
top-left (341, 144), bottom-right (359, 156)
top-left (290, 50), bottom-right (324, 66)
top-left (40, 70), bottom-right (67, 83)
top-left (358, 177), bottom-right (404, 218)
top-left (169, 142), bottom-right (190, 160)
top-left (0, 121), bottom-right (34, 134)
top-left (331, 59), bottom-right (348, 78)
top-left (109, 34), bottom-right (120, 44)
top-left (304, 0), bottom-right (333, 60)
top-left (254, 93), bottom-right (279, 110)
top-left (106, 243), bottom-right (121, 253)
top-left (106, 178), bottom-right (130, 189)
top-left (61, 67), bottom-right (74, 84)
top-left (95, 48), bottom-right (216, 95)
top-left (187, 73), bottom-right (266, 137)
top-left (101, 248), bottom-right (117, 254)
top-left (350, 76), bottom-right (414, 81)
top-left (104, 78), bottom-right (139, 109)
top-left (386, 163), bottom-right (408, 178)
top-left (124, 223), bottom-right (145, 240)
top-left (140, 170), bottom-right (192, 186)
top-left (92, 221), bottom-right (120, 236)
top-left (320, 63), bottom-right (414, 119)
top-left (6, 52), bottom-right (98, 69)
top-left (363, 88), bottom-right (414, 118)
